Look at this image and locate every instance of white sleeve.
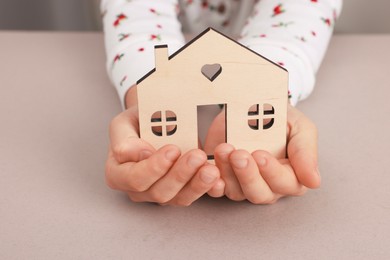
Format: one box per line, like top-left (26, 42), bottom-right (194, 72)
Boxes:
top-left (239, 0), bottom-right (343, 105)
top-left (101, 0), bottom-right (185, 109)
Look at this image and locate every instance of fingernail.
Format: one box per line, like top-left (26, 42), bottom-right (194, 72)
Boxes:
top-left (200, 169), bottom-right (217, 184)
top-left (188, 154), bottom-right (205, 168)
top-left (165, 149), bottom-right (179, 161)
top-left (232, 158), bottom-right (248, 169)
top-left (139, 150), bottom-right (153, 160)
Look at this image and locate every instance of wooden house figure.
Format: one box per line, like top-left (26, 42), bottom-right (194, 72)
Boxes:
top-left (137, 28), bottom-right (288, 159)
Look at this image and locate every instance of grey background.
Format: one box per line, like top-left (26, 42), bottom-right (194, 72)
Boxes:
top-left (1, 30), bottom-right (390, 260)
top-left (0, 0), bottom-right (389, 33)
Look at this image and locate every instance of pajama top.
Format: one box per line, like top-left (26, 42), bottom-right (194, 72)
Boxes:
top-left (101, 0), bottom-right (342, 108)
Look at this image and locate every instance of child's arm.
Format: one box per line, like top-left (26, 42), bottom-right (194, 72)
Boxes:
top-left (102, 0), bottom-right (342, 205)
top-left (101, 0), bottom-right (185, 109)
top-left (239, 0), bottom-right (343, 105)
top-left (205, 0), bottom-right (342, 202)
top-left (102, 0), bottom-right (224, 205)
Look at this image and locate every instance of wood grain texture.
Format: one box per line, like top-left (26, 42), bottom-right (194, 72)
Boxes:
top-left (137, 28), bottom-right (288, 158)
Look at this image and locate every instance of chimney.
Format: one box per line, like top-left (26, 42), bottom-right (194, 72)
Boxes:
top-left (154, 45), bottom-right (169, 71)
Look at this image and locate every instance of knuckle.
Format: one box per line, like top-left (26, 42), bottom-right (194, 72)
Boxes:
top-left (148, 161), bottom-right (165, 174)
top-left (104, 161), bottom-right (116, 190)
top-left (105, 177), bottom-right (116, 190)
top-left (112, 143), bottom-right (126, 162)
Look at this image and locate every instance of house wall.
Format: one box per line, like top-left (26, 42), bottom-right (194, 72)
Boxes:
top-left (137, 30), bottom-right (288, 158)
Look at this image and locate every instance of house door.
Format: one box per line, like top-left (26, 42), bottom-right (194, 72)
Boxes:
top-left (197, 104), bottom-right (227, 160)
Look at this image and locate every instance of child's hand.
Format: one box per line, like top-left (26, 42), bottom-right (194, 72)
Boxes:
top-left (105, 87), bottom-right (222, 206)
top-left (205, 104), bottom-right (320, 204)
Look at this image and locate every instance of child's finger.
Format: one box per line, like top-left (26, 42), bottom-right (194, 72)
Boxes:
top-left (203, 109), bottom-right (225, 155)
top-left (145, 149), bottom-right (207, 204)
top-left (287, 106), bottom-right (320, 189)
top-left (111, 137), bottom-right (156, 164)
top-left (105, 145), bottom-right (180, 192)
top-left (109, 108), bottom-right (155, 164)
top-left (252, 150), bottom-right (306, 196)
top-left (214, 144), bottom-right (246, 201)
top-left (170, 164), bottom-right (220, 206)
top-left (207, 178), bottom-right (225, 198)
top-left (230, 150), bottom-right (276, 204)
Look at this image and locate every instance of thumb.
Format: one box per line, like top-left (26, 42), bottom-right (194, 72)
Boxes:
top-left (287, 106), bottom-right (320, 189)
top-left (109, 106), bottom-right (155, 164)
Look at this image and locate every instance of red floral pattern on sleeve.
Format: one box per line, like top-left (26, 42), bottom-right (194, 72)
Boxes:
top-left (102, 0), bottom-right (342, 108)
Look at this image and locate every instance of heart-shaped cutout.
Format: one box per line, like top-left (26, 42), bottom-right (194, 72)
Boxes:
top-left (201, 64), bottom-right (222, 82)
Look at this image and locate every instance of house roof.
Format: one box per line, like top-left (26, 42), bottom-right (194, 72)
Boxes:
top-left (137, 27), bottom-right (287, 85)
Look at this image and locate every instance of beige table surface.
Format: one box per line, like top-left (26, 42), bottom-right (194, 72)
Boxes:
top-left (1, 32), bottom-right (390, 259)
